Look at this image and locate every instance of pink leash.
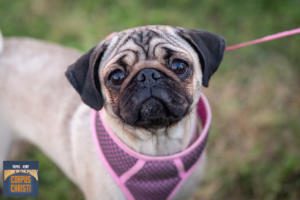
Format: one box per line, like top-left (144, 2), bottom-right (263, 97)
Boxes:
top-left (226, 28), bottom-right (300, 51)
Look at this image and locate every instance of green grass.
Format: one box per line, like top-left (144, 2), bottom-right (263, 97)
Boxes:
top-left (1, 0), bottom-right (300, 199)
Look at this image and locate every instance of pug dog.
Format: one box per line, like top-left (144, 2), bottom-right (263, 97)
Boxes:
top-left (0, 25), bottom-right (225, 199)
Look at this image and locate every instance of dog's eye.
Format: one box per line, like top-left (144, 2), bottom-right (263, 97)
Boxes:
top-left (169, 58), bottom-right (188, 75)
top-left (108, 69), bottom-right (126, 85)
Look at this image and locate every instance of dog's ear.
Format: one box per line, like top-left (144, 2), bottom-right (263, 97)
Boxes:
top-left (65, 44), bottom-right (107, 110)
top-left (177, 28), bottom-right (226, 87)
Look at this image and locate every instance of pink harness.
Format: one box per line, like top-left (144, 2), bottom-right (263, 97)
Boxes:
top-left (91, 94), bottom-right (211, 200)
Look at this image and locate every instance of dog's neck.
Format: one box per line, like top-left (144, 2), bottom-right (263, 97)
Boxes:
top-left (101, 108), bottom-right (199, 156)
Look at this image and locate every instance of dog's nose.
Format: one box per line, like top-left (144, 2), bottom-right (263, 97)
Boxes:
top-left (136, 68), bottom-right (162, 83)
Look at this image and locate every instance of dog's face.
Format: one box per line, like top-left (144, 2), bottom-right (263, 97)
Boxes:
top-left (66, 25), bottom-right (225, 129)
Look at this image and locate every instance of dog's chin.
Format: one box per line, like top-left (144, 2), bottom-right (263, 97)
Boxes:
top-left (136, 98), bottom-right (173, 129)
top-left (120, 96), bottom-right (189, 129)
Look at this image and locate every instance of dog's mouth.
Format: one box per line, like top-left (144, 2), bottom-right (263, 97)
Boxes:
top-left (139, 98), bottom-right (167, 127)
top-left (136, 97), bottom-right (185, 128)
top-left (118, 86), bottom-right (191, 129)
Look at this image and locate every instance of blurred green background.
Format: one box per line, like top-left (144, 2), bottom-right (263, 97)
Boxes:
top-left (0, 0), bottom-right (299, 199)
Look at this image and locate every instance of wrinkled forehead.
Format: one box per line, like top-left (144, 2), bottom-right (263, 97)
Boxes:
top-left (100, 25), bottom-right (192, 67)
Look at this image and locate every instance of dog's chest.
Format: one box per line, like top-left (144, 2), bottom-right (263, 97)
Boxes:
top-left (91, 95), bottom-right (211, 200)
